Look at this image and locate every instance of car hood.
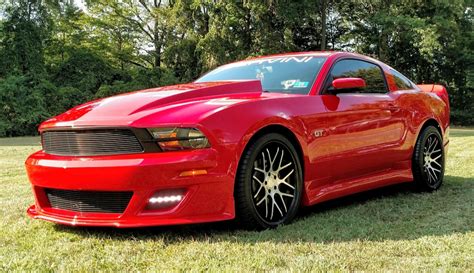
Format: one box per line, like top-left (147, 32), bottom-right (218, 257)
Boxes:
top-left (40, 80), bottom-right (264, 130)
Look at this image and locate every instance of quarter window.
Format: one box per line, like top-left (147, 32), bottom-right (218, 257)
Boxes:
top-left (390, 69), bottom-right (415, 90)
top-left (328, 59), bottom-right (388, 93)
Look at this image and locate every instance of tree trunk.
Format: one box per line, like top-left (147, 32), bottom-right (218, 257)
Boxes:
top-left (320, 0), bottom-right (327, 50)
top-left (378, 30), bottom-right (389, 62)
top-left (244, 8), bottom-right (252, 53)
top-left (153, 20), bottom-right (161, 68)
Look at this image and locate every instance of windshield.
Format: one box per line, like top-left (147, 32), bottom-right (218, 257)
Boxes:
top-left (195, 56), bottom-right (326, 94)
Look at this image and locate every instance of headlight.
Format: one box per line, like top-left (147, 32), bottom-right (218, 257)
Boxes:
top-left (147, 127), bottom-right (210, 151)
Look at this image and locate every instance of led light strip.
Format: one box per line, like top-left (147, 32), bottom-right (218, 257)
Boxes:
top-left (148, 195), bottom-right (182, 204)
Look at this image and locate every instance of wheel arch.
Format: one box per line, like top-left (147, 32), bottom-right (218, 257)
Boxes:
top-left (418, 118), bottom-right (443, 139)
top-left (233, 123), bottom-right (306, 192)
top-left (246, 124), bottom-right (304, 174)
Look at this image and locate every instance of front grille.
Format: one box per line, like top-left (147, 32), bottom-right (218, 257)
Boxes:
top-left (45, 188), bottom-right (133, 213)
top-left (42, 129), bottom-right (143, 156)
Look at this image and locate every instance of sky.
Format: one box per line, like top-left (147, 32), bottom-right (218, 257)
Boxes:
top-left (74, 0), bottom-right (86, 11)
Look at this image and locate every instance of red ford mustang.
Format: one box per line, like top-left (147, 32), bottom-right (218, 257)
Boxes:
top-left (26, 51), bottom-right (450, 229)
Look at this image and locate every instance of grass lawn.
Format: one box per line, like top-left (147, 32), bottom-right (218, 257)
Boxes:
top-left (0, 129), bottom-right (473, 271)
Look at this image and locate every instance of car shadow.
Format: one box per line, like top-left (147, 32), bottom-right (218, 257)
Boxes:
top-left (53, 175), bottom-right (473, 244)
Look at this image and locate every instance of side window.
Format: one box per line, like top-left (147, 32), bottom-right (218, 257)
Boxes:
top-left (390, 69), bottom-right (415, 90)
top-left (329, 59), bottom-right (388, 93)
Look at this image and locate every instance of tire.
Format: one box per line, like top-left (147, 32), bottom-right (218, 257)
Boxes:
top-left (235, 133), bottom-right (303, 230)
top-left (412, 125), bottom-right (445, 191)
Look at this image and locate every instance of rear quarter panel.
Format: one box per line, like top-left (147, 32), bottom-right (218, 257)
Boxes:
top-left (390, 87), bottom-right (450, 150)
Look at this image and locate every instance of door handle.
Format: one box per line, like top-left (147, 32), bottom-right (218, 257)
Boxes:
top-left (386, 103), bottom-right (399, 112)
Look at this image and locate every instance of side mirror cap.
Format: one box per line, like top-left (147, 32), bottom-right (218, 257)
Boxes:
top-left (332, 77), bottom-right (366, 91)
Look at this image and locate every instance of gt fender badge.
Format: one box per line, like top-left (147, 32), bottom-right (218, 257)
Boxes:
top-left (313, 129), bottom-right (324, 138)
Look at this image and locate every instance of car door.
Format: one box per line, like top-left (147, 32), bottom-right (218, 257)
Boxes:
top-left (319, 58), bottom-right (406, 182)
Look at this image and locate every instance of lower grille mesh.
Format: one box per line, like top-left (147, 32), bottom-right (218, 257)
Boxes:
top-left (45, 188), bottom-right (133, 213)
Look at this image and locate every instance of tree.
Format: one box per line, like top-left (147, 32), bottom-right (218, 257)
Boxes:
top-left (88, 0), bottom-right (177, 70)
top-left (46, 1), bottom-right (88, 64)
top-left (0, 0), bottom-right (51, 77)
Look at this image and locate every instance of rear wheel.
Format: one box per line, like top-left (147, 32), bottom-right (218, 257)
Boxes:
top-left (235, 133), bottom-right (303, 229)
top-left (412, 126), bottom-right (445, 191)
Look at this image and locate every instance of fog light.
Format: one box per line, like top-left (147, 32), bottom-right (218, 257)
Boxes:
top-left (149, 195), bottom-right (182, 204)
top-left (145, 189), bottom-right (185, 211)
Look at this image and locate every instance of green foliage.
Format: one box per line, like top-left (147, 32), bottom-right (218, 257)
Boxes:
top-left (0, 76), bottom-right (49, 136)
top-left (132, 67), bottom-right (179, 90)
top-left (57, 86), bottom-right (88, 112)
top-left (95, 81), bottom-right (144, 99)
top-left (53, 49), bottom-right (116, 92)
top-left (0, 0), bottom-right (472, 136)
top-left (451, 110), bottom-right (474, 126)
top-left (95, 68), bottom-right (178, 99)
top-left (163, 37), bottom-right (201, 82)
top-left (0, 0), bottom-right (51, 76)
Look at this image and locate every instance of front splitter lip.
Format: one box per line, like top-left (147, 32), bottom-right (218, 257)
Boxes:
top-left (26, 205), bottom-right (234, 228)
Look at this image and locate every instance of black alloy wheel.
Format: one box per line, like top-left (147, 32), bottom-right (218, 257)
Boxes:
top-left (235, 133), bottom-right (303, 229)
top-left (412, 126), bottom-right (445, 191)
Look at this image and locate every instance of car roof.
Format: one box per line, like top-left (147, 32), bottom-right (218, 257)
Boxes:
top-left (214, 51), bottom-right (389, 79)
top-left (232, 51), bottom-right (379, 65)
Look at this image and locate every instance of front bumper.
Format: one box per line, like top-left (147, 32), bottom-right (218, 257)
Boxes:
top-left (25, 147), bottom-right (236, 227)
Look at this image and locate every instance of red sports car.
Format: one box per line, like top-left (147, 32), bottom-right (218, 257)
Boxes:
top-left (26, 51), bottom-right (450, 229)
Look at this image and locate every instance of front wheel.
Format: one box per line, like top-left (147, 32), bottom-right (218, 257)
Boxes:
top-left (235, 133), bottom-right (303, 230)
top-left (412, 126), bottom-right (445, 191)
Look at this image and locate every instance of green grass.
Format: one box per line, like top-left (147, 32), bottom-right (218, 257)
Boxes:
top-left (0, 130), bottom-right (473, 271)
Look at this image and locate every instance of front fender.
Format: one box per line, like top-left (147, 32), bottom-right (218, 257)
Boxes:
top-left (199, 98), bottom-right (311, 189)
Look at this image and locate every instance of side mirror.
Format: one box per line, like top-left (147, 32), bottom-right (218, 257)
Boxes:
top-left (331, 78), bottom-right (366, 92)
